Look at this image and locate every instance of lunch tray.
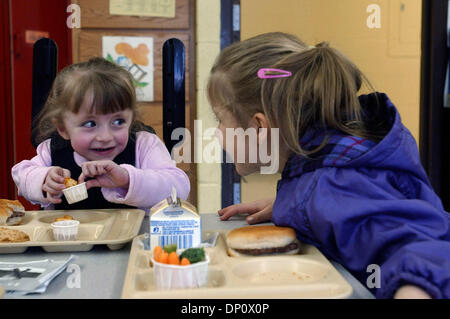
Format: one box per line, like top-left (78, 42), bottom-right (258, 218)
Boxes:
top-left (0, 209), bottom-right (145, 254)
top-left (121, 231), bottom-right (353, 299)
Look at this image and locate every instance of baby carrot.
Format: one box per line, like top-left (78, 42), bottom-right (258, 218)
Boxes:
top-left (168, 252), bottom-right (180, 265)
top-left (153, 245), bottom-right (162, 261)
top-left (159, 251), bottom-right (169, 264)
top-left (180, 258), bottom-right (190, 266)
top-left (153, 245), bottom-right (162, 254)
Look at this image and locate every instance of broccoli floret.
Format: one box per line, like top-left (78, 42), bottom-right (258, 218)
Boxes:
top-left (163, 244), bottom-right (177, 253)
top-left (179, 248), bottom-right (205, 264)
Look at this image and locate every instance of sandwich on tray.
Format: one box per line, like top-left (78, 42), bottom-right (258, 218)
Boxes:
top-left (226, 225), bottom-right (300, 257)
top-left (0, 227), bottom-right (30, 243)
top-left (0, 199), bottom-right (26, 226)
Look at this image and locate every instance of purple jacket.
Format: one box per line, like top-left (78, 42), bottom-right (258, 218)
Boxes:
top-left (272, 93), bottom-right (450, 298)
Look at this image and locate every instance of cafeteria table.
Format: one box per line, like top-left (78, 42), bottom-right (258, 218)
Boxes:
top-left (0, 213), bottom-right (375, 299)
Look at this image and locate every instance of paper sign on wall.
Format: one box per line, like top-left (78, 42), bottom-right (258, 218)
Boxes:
top-left (110, 0), bottom-right (175, 18)
top-left (102, 36), bottom-right (154, 102)
top-left (25, 30), bottom-right (50, 44)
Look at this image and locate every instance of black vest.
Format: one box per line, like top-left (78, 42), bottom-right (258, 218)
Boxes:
top-left (50, 132), bottom-right (138, 210)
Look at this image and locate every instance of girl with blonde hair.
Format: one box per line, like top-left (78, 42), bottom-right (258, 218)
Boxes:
top-left (210, 32), bottom-right (450, 299)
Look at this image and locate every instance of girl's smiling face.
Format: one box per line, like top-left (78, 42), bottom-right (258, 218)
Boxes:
top-left (57, 100), bottom-right (133, 161)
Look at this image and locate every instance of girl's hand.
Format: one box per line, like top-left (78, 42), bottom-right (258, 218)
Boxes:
top-left (394, 285), bottom-right (432, 299)
top-left (78, 160), bottom-right (130, 190)
top-left (218, 198), bottom-right (275, 224)
top-left (43, 167), bottom-right (71, 204)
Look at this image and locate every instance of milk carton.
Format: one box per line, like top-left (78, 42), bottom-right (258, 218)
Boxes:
top-left (150, 187), bottom-right (201, 250)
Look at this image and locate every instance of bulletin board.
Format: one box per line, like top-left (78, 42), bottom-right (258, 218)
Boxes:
top-left (71, 0), bottom-right (196, 205)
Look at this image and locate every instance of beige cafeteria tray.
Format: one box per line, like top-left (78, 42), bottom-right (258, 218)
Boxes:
top-left (0, 209), bottom-right (145, 253)
top-left (0, 285), bottom-right (4, 298)
top-left (122, 231), bottom-right (353, 299)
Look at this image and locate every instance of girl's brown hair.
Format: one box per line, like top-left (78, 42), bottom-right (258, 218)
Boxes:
top-left (33, 57), bottom-right (143, 144)
top-left (207, 32), bottom-right (385, 157)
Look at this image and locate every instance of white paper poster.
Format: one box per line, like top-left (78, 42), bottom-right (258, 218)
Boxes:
top-left (109, 0), bottom-right (176, 18)
top-left (102, 36), bottom-right (154, 102)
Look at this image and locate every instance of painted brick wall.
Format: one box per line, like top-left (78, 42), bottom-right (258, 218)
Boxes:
top-left (195, 0), bottom-right (221, 213)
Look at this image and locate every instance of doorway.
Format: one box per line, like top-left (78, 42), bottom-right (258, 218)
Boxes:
top-left (1, 0), bottom-right (72, 209)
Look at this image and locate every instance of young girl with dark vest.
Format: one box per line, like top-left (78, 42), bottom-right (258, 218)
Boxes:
top-left (12, 57), bottom-right (190, 212)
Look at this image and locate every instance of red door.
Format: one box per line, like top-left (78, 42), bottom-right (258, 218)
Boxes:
top-left (8, 0), bottom-right (72, 209)
top-left (0, 1), bottom-right (15, 200)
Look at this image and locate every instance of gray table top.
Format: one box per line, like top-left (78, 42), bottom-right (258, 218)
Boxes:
top-left (0, 213), bottom-right (375, 299)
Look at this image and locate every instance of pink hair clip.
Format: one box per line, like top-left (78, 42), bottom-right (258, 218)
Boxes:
top-left (257, 68), bottom-right (292, 79)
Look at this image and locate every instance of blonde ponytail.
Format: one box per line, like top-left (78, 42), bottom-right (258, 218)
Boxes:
top-left (207, 32), bottom-right (385, 158)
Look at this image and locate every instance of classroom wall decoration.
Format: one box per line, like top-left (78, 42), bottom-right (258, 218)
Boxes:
top-left (102, 36), bottom-right (154, 101)
top-left (109, 0), bottom-right (176, 18)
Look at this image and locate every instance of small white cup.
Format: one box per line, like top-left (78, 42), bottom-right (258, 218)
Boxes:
top-left (51, 220), bottom-right (80, 241)
top-left (62, 182), bottom-right (88, 204)
top-left (151, 255), bottom-right (210, 290)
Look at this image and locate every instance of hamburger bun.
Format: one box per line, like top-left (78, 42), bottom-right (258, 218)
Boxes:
top-left (0, 199), bottom-right (24, 211)
top-left (0, 206), bottom-right (12, 226)
top-left (226, 225), bottom-right (300, 257)
top-left (0, 200), bottom-right (25, 226)
top-left (0, 227), bottom-right (30, 243)
top-left (227, 247), bottom-right (300, 257)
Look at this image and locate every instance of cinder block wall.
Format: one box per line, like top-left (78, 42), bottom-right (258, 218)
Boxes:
top-left (195, 0), bottom-right (221, 213)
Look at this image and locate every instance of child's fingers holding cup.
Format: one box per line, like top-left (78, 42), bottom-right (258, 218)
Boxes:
top-left (45, 192), bottom-right (63, 204)
top-left (42, 183), bottom-right (63, 204)
top-left (45, 167), bottom-right (65, 185)
top-left (85, 178), bottom-right (101, 190)
top-left (91, 160), bottom-right (116, 176)
top-left (78, 172), bottom-right (86, 184)
top-left (81, 162), bottom-right (99, 178)
top-left (47, 167), bottom-right (64, 184)
top-left (79, 162), bottom-right (104, 184)
top-left (98, 165), bottom-right (108, 175)
top-left (61, 168), bottom-right (71, 179)
top-left (44, 178), bottom-right (66, 193)
top-left (52, 166), bottom-right (70, 177)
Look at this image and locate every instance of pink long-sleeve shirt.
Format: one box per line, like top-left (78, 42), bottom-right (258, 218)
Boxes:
top-left (12, 131), bottom-right (190, 213)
